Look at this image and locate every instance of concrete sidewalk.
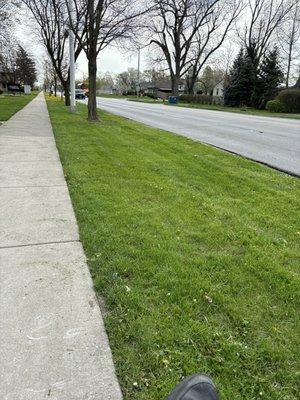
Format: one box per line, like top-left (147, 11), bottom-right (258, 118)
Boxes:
top-left (0, 93), bottom-right (123, 400)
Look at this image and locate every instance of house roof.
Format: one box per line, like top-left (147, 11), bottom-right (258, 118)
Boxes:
top-left (147, 79), bottom-right (185, 90)
top-left (97, 85), bottom-right (115, 90)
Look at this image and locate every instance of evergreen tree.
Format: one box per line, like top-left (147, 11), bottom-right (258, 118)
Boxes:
top-left (15, 46), bottom-right (37, 87)
top-left (224, 48), bottom-right (256, 107)
top-left (251, 48), bottom-right (284, 109)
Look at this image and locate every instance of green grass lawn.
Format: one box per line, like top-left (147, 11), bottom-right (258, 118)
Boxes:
top-left (0, 92), bottom-right (38, 121)
top-left (47, 97), bottom-right (299, 400)
top-left (129, 98), bottom-right (300, 119)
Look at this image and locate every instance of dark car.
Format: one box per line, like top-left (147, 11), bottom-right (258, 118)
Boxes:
top-left (75, 89), bottom-right (86, 99)
top-left (7, 83), bottom-right (22, 94)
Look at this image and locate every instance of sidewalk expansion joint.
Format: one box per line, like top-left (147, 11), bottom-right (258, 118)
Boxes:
top-left (0, 239), bottom-right (80, 250)
top-left (0, 160), bottom-right (59, 163)
top-left (0, 184), bottom-right (66, 189)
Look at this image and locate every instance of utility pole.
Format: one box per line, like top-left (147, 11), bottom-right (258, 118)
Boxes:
top-left (68, 0), bottom-right (76, 113)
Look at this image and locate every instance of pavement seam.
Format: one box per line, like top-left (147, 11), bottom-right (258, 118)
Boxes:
top-left (0, 160), bottom-right (59, 163)
top-left (0, 239), bottom-right (80, 250)
top-left (0, 184), bottom-right (66, 189)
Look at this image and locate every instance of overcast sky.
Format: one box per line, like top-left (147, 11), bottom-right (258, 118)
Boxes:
top-left (15, 5), bottom-right (148, 83)
top-left (16, 12), bottom-right (148, 83)
top-left (15, 3), bottom-right (242, 84)
top-left (74, 48), bottom-right (148, 80)
top-left (14, 2), bottom-right (299, 87)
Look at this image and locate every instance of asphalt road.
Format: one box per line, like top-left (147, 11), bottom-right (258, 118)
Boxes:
top-left (91, 97), bottom-right (300, 176)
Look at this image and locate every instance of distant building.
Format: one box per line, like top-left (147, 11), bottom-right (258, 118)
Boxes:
top-left (213, 81), bottom-right (225, 97)
top-left (212, 80), bottom-right (225, 104)
top-left (143, 79), bottom-right (185, 99)
top-left (96, 85), bottom-right (118, 95)
top-left (213, 81), bottom-right (224, 97)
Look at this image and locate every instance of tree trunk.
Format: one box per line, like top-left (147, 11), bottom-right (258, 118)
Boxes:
top-left (172, 75), bottom-right (180, 96)
top-left (52, 66), bottom-right (69, 105)
top-left (286, 62), bottom-right (291, 88)
top-left (187, 78), bottom-right (196, 94)
top-left (54, 75), bottom-right (57, 97)
top-left (87, 48), bottom-right (99, 121)
top-left (286, 35), bottom-right (294, 88)
top-left (64, 82), bottom-right (70, 106)
top-left (286, 9), bottom-right (297, 88)
top-left (286, 29), bottom-right (294, 88)
top-left (86, 0), bottom-right (99, 122)
top-left (186, 67), bottom-right (198, 94)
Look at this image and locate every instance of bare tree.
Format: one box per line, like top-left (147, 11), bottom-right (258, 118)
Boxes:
top-left (43, 58), bottom-right (60, 96)
top-left (0, 38), bottom-right (17, 80)
top-left (0, 0), bottom-right (20, 51)
top-left (21, 0), bottom-right (85, 105)
top-left (71, 0), bottom-right (149, 121)
top-left (115, 68), bottom-right (139, 93)
top-left (277, 0), bottom-right (300, 86)
top-left (185, 1), bottom-right (243, 94)
top-left (0, 1), bottom-right (23, 88)
top-left (0, 1), bottom-right (10, 42)
top-left (0, 1), bottom-right (17, 40)
top-left (197, 66), bottom-right (225, 95)
top-left (143, 67), bottom-right (169, 84)
top-left (148, 0), bottom-right (243, 96)
top-left (242, 0), bottom-right (296, 70)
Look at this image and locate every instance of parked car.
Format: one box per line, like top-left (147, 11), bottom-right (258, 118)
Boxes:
top-left (7, 83), bottom-right (22, 95)
top-left (75, 89), bottom-right (86, 99)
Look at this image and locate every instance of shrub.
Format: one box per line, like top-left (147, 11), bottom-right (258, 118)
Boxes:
top-left (180, 94), bottom-right (213, 104)
top-left (123, 90), bottom-right (136, 96)
top-left (277, 89), bottom-right (300, 113)
top-left (266, 99), bottom-right (286, 113)
top-left (0, 90), bottom-right (3, 95)
top-left (147, 93), bottom-right (158, 99)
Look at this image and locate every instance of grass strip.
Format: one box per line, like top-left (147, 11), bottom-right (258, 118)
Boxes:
top-left (47, 97), bottom-right (299, 400)
top-left (0, 92), bottom-right (39, 121)
top-left (128, 98), bottom-right (300, 119)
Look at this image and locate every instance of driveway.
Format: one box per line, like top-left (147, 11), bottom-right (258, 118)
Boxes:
top-left (91, 97), bottom-right (300, 176)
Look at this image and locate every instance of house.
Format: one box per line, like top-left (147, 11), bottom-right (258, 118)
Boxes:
top-left (213, 81), bottom-right (224, 98)
top-left (96, 85), bottom-right (118, 95)
top-left (212, 80), bottom-right (225, 105)
top-left (144, 79), bottom-right (185, 99)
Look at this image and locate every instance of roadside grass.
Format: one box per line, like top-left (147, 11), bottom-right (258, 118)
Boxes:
top-left (47, 96), bottom-right (300, 400)
top-left (129, 98), bottom-right (300, 119)
top-left (0, 92), bottom-right (38, 121)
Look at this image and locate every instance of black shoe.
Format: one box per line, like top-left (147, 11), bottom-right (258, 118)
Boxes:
top-left (166, 374), bottom-right (219, 400)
